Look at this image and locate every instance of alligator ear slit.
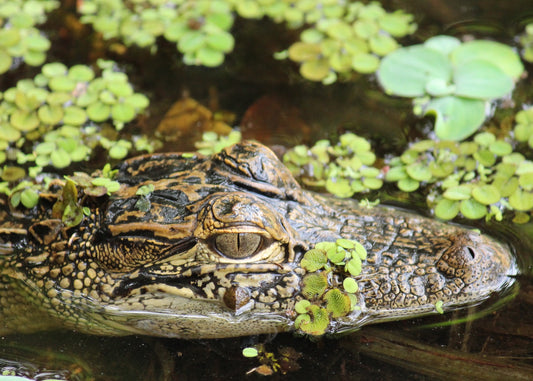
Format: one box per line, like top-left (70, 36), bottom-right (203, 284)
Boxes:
top-left (466, 246), bottom-right (475, 259)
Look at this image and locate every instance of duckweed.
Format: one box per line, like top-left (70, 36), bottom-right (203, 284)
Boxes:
top-left (0, 0), bottom-right (59, 74)
top-left (194, 130), bottom-right (242, 155)
top-left (78, 0), bottom-right (415, 82)
top-left (284, 132), bottom-right (382, 198)
top-left (295, 239), bottom-right (364, 336)
top-left (0, 60), bottom-right (156, 206)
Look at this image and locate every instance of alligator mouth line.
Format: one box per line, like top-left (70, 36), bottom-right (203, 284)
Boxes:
top-left (112, 262), bottom-right (297, 298)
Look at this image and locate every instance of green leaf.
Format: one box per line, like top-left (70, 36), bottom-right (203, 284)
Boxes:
top-left (397, 178), bottom-right (419, 192)
top-left (450, 40), bottom-right (524, 80)
top-left (343, 277), bottom-right (359, 293)
top-left (87, 102), bottom-right (111, 122)
top-left (242, 347), bottom-right (258, 358)
top-left (206, 31), bottom-right (234, 53)
top-left (302, 273), bottom-right (328, 299)
top-left (434, 198), bottom-right (460, 220)
top-left (0, 50), bottom-right (13, 74)
top-left (10, 110), bottom-right (40, 131)
top-left (345, 257), bottom-right (362, 276)
top-left (42, 62), bottom-right (68, 77)
top-left (453, 60), bottom-right (514, 99)
top-left (196, 47), bottom-right (225, 67)
top-left (377, 45), bottom-right (452, 97)
top-left (326, 177), bottom-right (354, 198)
top-left (111, 103), bottom-right (136, 122)
top-left (471, 184), bottom-right (501, 205)
top-left (460, 198), bottom-right (487, 219)
top-left (351, 53), bottom-right (380, 74)
top-left (37, 104), bottom-right (64, 125)
top-left (300, 59), bottom-right (330, 81)
top-left (68, 64), bottom-right (95, 81)
top-left (295, 299), bottom-right (311, 314)
top-left (50, 148), bottom-right (71, 169)
top-left (324, 289), bottom-right (351, 318)
top-left (298, 305), bottom-right (329, 336)
top-left (509, 188), bottom-right (533, 211)
top-left (424, 35), bottom-right (461, 55)
top-left (25, 34), bottom-right (51, 51)
top-left (20, 188), bottom-right (39, 208)
top-left (406, 162), bottom-right (432, 182)
top-left (425, 96), bottom-right (486, 141)
top-left (301, 249), bottom-right (327, 272)
top-left (63, 106), bottom-right (87, 125)
top-left (443, 184), bottom-right (472, 200)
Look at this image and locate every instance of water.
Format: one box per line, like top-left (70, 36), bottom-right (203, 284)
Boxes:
top-left (2, 1), bottom-right (533, 380)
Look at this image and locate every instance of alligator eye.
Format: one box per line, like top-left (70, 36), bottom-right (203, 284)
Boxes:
top-left (213, 233), bottom-right (263, 259)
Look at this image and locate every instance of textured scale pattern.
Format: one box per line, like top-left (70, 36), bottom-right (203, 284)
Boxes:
top-left (0, 141), bottom-right (516, 338)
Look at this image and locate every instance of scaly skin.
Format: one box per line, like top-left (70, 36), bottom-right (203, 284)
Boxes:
top-left (0, 142), bottom-right (516, 338)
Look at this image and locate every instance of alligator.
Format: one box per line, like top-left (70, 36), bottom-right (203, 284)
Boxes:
top-left (0, 141), bottom-right (516, 338)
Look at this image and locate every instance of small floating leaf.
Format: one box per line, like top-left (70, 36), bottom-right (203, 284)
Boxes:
top-left (301, 249), bottom-right (327, 272)
top-left (300, 59), bottom-right (330, 81)
top-left (508, 188), bottom-right (533, 211)
top-left (20, 188), bottom-right (39, 208)
top-left (302, 273), bottom-right (328, 299)
top-left (343, 277), bottom-right (359, 293)
top-left (242, 347), bottom-right (258, 358)
top-left (298, 305), bottom-right (329, 336)
top-left (111, 103), bottom-right (136, 122)
top-left (406, 162), bottom-right (432, 182)
top-left (397, 178), bottom-right (419, 192)
top-left (434, 198), bottom-right (460, 220)
top-left (324, 289), bottom-right (351, 318)
top-left (345, 257), bottom-right (362, 277)
top-left (460, 198), bottom-right (487, 219)
top-left (295, 299), bottom-right (311, 314)
top-left (471, 184), bottom-right (501, 205)
top-left (435, 300), bottom-right (444, 314)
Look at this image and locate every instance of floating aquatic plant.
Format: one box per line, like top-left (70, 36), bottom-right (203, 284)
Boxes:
top-left (385, 129), bottom-right (533, 222)
top-left (284, 132), bottom-right (382, 198)
top-left (0, 0), bottom-right (60, 74)
top-left (283, 1), bottom-right (416, 83)
top-left (77, 0), bottom-right (415, 81)
top-left (79, 0), bottom-right (235, 67)
top-left (295, 239), bottom-right (364, 336)
top-left (194, 130), bottom-right (242, 155)
top-left (0, 60), bottom-right (152, 179)
top-left (378, 35), bottom-right (524, 141)
top-left (519, 23), bottom-right (533, 62)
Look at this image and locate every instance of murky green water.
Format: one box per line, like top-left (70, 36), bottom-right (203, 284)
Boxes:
top-left (1, 1), bottom-right (533, 380)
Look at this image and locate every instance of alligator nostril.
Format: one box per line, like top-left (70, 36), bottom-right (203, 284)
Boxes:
top-left (466, 246), bottom-right (476, 259)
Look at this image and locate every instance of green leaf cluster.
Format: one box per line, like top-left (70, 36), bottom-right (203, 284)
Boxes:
top-left (378, 35), bottom-right (524, 141)
top-left (78, 0), bottom-right (415, 79)
top-left (52, 169), bottom-right (121, 228)
top-left (0, 0), bottom-right (59, 74)
top-left (294, 239), bottom-right (364, 336)
top-left (284, 132), bottom-right (382, 198)
top-left (519, 23), bottom-right (533, 63)
top-left (0, 60), bottom-right (153, 191)
top-left (0, 180), bottom-right (41, 209)
top-left (514, 108), bottom-right (533, 149)
top-left (386, 130), bottom-right (533, 222)
top-left (79, 0), bottom-right (235, 67)
top-left (194, 130), bottom-right (242, 155)
top-left (284, 1), bottom-right (416, 82)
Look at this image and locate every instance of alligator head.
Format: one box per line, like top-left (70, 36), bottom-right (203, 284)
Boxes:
top-left (0, 142), bottom-right (517, 338)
